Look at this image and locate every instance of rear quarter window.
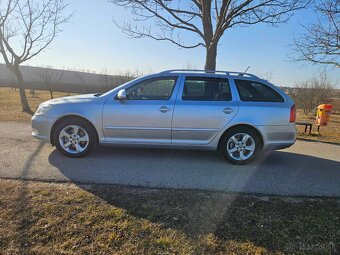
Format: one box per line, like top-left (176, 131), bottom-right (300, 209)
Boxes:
top-left (234, 79), bottom-right (284, 103)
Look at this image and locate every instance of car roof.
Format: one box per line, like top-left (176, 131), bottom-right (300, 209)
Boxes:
top-left (155, 69), bottom-right (290, 103)
top-left (154, 69), bottom-right (286, 97)
top-left (137, 69), bottom-right (276, 89)
top-left (158, 69), bottom-right (261, 80)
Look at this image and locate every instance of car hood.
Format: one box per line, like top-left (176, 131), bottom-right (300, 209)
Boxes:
top-left (45, 94), bottom-right (100, 105)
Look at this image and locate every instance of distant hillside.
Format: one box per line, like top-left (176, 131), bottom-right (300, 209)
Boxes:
top-left (0, 64), bottom-right (130, 93)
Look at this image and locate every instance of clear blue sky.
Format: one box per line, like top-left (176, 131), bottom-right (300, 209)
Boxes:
top-left (25, 0), bottom-right (339, 87)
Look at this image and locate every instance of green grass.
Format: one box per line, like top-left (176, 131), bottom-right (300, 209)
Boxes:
top-left (0, 179), bottom-right (339, 254)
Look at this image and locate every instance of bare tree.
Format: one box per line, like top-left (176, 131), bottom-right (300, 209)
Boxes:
top-left (0, 0), bottom-right (71, 113)
top-left (182, 62), bottom-right (197, 69)
top-left (36, 67), bottom-right (64, 99)
top-left (262, 71), bottom-right (274, 83)
top-left (292, 72), bottom-right (334, 115)
top-left (75, 72), bottom-right (87, 94)
top-left (111, 68), bottom-right (143, 86)
top-left (292, 0), bottom-right (339, 68)
top-left (109, 0), bottom-right (310, 70)
top-left (116, 68), bottom-right (143, 80)
top-left (99, 70), bottom-right (116, 92)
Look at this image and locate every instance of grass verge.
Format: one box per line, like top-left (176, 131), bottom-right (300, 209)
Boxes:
top-left (0, 179), bottom-right (339, 255)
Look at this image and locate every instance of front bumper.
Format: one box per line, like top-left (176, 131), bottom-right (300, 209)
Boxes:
top-left (31, 114), bottom-right (55, 143)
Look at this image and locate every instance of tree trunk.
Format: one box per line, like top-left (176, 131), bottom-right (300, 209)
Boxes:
top-left (12, 66), bottom-right (33, 114)
top-left (204, 43), bottom-right (217, 70)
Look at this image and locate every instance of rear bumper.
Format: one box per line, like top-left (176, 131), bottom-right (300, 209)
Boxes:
top-left (258, 124), bottom-right (296, 151)
top-left (31, 115), bottom-right (54, 143)
top-left (263, 141), bottom-right (295, 151)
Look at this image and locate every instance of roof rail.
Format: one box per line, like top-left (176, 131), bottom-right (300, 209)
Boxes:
top-left (159, 69), bottom-right (260, 79)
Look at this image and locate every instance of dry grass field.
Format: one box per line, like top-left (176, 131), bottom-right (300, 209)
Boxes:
top-left (0, 87), bottom-right (73, 121)
top-left (1, 179), bottom-right (339, 255)
top-left (0, 87), bottom-right (339, 144)
top-left (295, 94), bottom-right (340, 144)
top-left (296, 109), bottom-right (340, 144)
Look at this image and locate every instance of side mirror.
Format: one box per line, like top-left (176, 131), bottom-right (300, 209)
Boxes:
top-left (117, 89), bottom-right (126, 100)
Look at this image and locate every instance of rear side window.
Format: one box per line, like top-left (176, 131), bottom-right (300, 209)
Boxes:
top-left (183, 77), bottom-right (232, 101)
top-left (234, 79), bottom-right (284, 103)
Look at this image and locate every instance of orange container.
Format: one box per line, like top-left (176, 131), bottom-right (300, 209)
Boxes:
top-left (315, 104), bottom-right (332, 126)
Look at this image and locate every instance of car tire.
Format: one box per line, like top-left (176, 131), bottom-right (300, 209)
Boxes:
top-left (53, 118), bottom-right (97, 158)
top-left (219, 127), bottom-right (261, 165)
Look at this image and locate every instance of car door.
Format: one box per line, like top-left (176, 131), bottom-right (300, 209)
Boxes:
top-left (103, 76), bottom-right (180, 144)
top-left (172, 76), bottom-right (238, 145)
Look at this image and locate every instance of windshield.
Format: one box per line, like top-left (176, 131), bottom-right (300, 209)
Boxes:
top-left (99, 76), bottom-right (143, 97)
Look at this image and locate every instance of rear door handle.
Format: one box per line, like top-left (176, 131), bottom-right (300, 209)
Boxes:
top-left (159, 106), bottom-right (171, 113)
top-left (223, 108), bottom-right (234, 114)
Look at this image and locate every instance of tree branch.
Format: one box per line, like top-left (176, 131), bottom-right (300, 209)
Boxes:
top-left (291, 0), bottom-right (339, 68)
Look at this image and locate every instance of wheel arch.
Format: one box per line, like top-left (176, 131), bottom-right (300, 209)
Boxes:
top-left (50, 114), bottom-right (99, 146)
top-left (218, 124), bottom-right (264, 150)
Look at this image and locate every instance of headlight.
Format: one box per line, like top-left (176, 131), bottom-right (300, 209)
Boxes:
top-left (35, 104), bottom-right (52, 116)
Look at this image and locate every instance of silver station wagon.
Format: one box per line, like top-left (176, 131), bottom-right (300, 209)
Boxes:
top-left (31, 70), bottom-right (296, 164)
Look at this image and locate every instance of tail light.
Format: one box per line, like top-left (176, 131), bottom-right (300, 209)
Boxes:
top-left (289, 104), bottom-right (296, 123)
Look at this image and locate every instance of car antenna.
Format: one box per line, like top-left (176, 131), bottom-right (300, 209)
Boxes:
top-left (240, 66), bottom-right (250, 76)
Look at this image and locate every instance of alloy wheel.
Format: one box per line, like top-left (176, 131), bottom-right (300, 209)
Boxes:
top-left (226, 133), bottom-right (255, 161)
top-left (58, 125), bottom-right (89, 154)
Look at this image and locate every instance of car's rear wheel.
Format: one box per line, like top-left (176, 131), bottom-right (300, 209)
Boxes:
top-left (219, 127), bottom-right (261, 165)
top-left (53, 118), bottom-right (97, 158)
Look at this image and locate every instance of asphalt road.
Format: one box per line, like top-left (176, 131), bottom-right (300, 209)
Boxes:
top-left (0, 121), bottom-right (339, 197)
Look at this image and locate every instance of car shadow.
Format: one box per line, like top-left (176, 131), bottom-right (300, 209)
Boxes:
top-left (48, 145), bottom-right (340, 197)
top-left (48, 146), bottom-right (340, 253)
top-left (72, 182), bottom-right (339, 253)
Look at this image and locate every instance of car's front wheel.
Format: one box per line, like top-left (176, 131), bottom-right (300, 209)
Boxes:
top-left (219, 127), bottom-right (261, 165)
top-left (53, 118), bottom-right (97, 158)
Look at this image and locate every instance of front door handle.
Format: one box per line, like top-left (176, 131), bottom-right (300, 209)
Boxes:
top-left (223, 108), bottom-right (234, 114)
top-left (159, 106), bottom-right (171, 113)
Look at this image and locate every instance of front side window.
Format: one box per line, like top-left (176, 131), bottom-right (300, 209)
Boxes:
top-left (234, 79), bottom-right (284, 103)
top-left (183, 77), bottom-right (232, 101)
top-left (125, 77), bottom-right (177, 100)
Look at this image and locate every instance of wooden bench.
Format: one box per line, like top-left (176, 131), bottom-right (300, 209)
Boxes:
top-left (295, 122), bottom-right (313, 134)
